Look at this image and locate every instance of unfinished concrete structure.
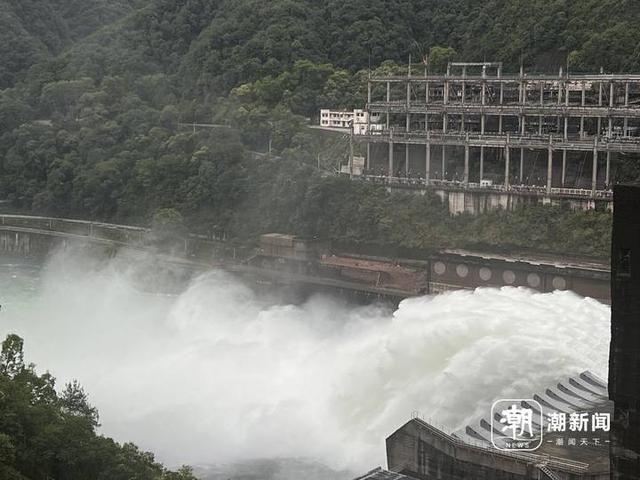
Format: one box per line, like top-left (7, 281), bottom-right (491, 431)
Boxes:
top-left (358, 62), bottom-right (640, 212)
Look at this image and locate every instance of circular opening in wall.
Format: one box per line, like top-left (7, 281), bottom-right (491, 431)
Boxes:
top-left (527, 273), bottom-right (541, 288)
top-left (456, 264), bottom-right (469, 278)
top-left (479, 267), bottom-right (492, 281)
top-left (433, 261), bottom-right (446, 275)
top-left (552, 276), bottom-right (567, 290)
top-left (503, 270), bottom-right (516, 284)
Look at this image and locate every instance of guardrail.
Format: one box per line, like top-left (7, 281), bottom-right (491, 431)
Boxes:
top-left (358, 176), bottom-right (613, 200)
top-left (0, 214), bottom-right (148, 245)
top-left (357, 129), bottom-right (640, 153)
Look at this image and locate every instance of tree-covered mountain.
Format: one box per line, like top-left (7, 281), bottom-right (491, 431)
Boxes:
top-left (0, 0), bottom-right (133, 88)
top-left (1, 0), bottom-right (637, 258)
top-left (33, 0), bottom-right (640, 100)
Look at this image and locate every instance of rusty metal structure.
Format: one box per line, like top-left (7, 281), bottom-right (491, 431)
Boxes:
top-left (358, 62), bottom-right (640, 207)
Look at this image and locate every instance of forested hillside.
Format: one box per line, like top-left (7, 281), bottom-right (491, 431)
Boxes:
top-left (0, 334), bottom-right (196, 480)
top-left (0, 0), bottom-right (133, 88)
top-left (2, 0), bottom-right (637, 257)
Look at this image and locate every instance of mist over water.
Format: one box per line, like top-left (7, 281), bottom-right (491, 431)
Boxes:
top-left (0, 250), bottom-right (610, 476)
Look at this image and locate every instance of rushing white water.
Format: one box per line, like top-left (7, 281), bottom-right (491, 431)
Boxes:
top-left (0, 249), bottom-right (610, 476)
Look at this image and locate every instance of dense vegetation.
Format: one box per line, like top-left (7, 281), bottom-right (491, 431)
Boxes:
top-left (2, 0), bottom-right (637, 258)
top-left (0, 0), bottom-right (133, 88)
top-left (0, 334), bottom-right (196, 480)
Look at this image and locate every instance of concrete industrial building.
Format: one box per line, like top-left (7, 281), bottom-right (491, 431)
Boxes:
top-left (353, 62), bottom-right (640, 212)
top-left (609, 184), bottom-right (640, 479)
top-left (320, 108), bottom-right (382, 134)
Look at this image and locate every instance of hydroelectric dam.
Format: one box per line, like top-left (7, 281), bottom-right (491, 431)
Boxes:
top-left (0, 214), bottom-right (611, 303)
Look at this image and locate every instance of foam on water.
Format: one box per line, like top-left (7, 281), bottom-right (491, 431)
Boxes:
top-left (0, 250), bottom-right (610, 474)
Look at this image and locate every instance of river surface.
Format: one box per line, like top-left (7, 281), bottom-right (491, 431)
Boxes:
top-left (0, 249), bottom-right (611, 479)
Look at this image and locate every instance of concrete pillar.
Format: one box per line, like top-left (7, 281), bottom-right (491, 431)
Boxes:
top-left (425, 81), bottom-right (430, 103)
top-left (624, 83), bottom-right (629, 136)
top-left (599, 81), bottom-right (603, 106)
top-left (608, 117), bottom-right (613, 138)
top-left (405, 144), bottom-right (410, 174)
top-left (540, 82), bottom-right (544, 106)
top-left (481, 114), bottom-right (485, 134)
top-left (581, 82), bottom-right (586, 139)
top-left (366, 143), bottom-right (371, 170)
top-left (425, 141), bottom-right (431, 183)
top-left (388, 141), bottom-right (394, 178)
top-left (464, 138), bottom-right (470, 185)
top-left (519, 148), bottom-right (524, 184)
top-left (480, 147), bottom-right (484, 182)
top-left (443, 113), bottom-right (448, 134)
top-left (558, 82), bottom-right (563, 105)
top-left (505, 139), bottom-right (510, 188)
top-left (564, 117), bottom-right (568, 140)
top-left (444, 80), bottom-right (449, 105)
top-left (499, 82), bottom-right (504, 134)
top-left (406, 112), bottom-right (410, 132)
top-left (625, 83), bottom-right (629, 106)
top-left (461, 114), bottom-right (465, 132)
top-left (367, 82), bottom-right (372, 104)
top-left (610, 82), bottom-right (615, 108)
top-left (562, 150), bottom-right (567, 187)
top-left (386, 80), bottom-right (390, 130)
top-left (407, 81), bottom-right (411, 107)
top-left (539, 115), bottom-right (543, 135)
top-left (442, 145), bottom-right (446, 180)
top-left (598, 81), bottom-right (603, 137)
top-left (592, 144), bottom-right (598, 195)
top-left (606, 151), bottom-right (611, 188)
top-left (547, 144), bottom-right (553, 194)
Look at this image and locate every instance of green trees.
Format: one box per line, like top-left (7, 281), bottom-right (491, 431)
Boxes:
top-left (0, 0), bottom-right (629, 258)
top-left (0, 334), bottom-right (197, 480)
top-left (0, 0), bottom-right (132, 89)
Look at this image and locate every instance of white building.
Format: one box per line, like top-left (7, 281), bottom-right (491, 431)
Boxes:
top-left (319, 109), bottom-right (381, 134)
